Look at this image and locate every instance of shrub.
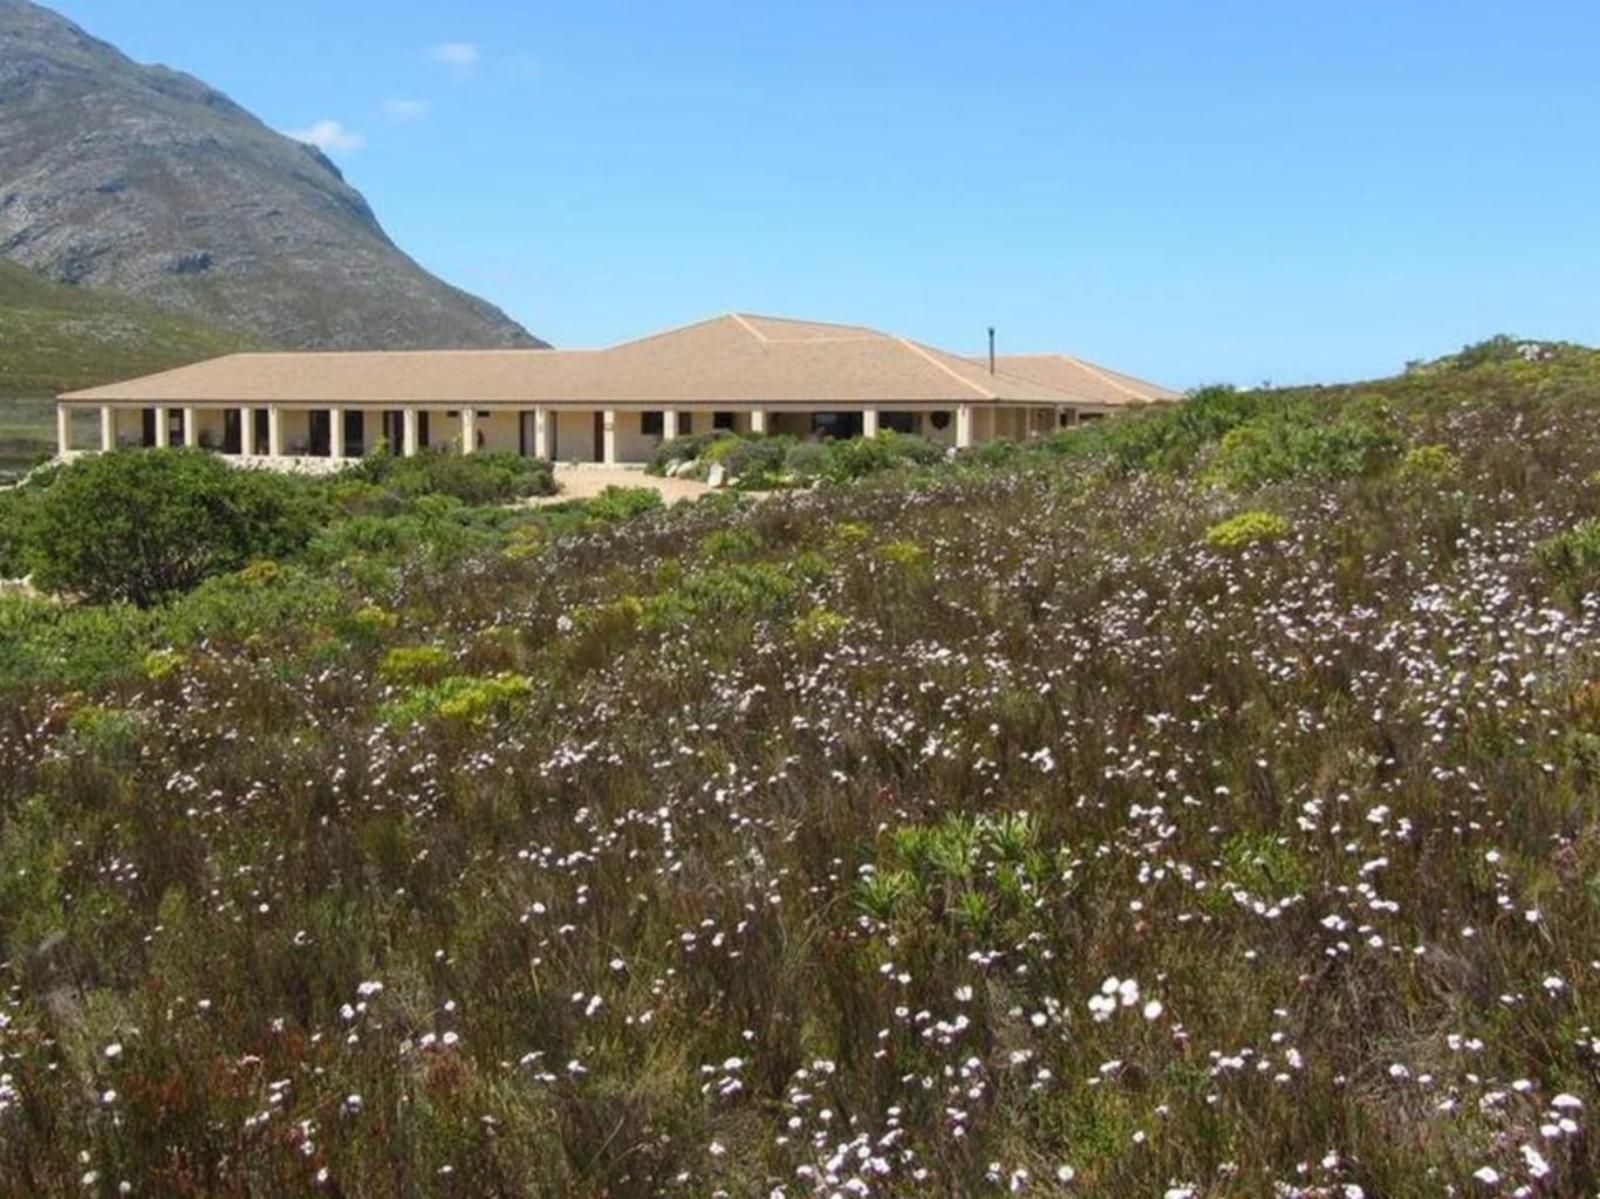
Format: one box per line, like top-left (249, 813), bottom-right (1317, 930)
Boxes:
top-left (720, 438), bottom-right (788, 486)
top-left (1398, 444), bottom-right (1461, 483)
top-left (0, 594), bottom-right (157, 689)
top-left (780, 441), bottom-right (829, 479)
top-left (647, 432), bottom-right (723, 475)
top-left (1535, 518), bottom-right (1600, 600)
top-left (1205, 397), bottom-right (1399, 490)
top-left (583, 486), bottom-right (665, 524)
top-left (23, 449), bottom-right (322, 605)
top-left (1205, 510), bottom-right (1291, 550)
top-left (379, 645), bottom-right (453, 684)
top-left (380, 673), bottom-right (533, 728)
top-left (347, 450), bottom-right (555, 504)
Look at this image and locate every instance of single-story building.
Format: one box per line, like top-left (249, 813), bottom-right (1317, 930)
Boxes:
top-left (55, 313), bottom-right (1179, 463)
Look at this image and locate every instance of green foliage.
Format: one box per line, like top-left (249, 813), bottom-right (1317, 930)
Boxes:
top-left (345, 449), bottom-right (555, 504)
top-left (877, 538), bottom-right (930, 571)
top-left (821, 431), bottom-right (945, 481)
top-left (379, 672), bottom-right (533, 727)
top-left (1398, 443), bottom-right (1462, 483)
top-left (23, 449), bottom-right (323, 605)
top-left (793, 606), bottom-right (849, 644)
top-left (719, 436), bottom-right (789, 486)
top-left (1205, 510), bottom-right (1291, 550)
top-left (1204, 396), bottom-right (1399, 490)
top-left (647, 431), bottom-right (727, 475)
top-left (379, 645), bottom-right (453, 684)
top-left (582, 485), bottom-right (665, 523)
top-left (1535, 518), bottom-right (1600, 601)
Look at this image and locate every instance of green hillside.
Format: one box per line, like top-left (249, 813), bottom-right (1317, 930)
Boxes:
top-left (4, 340), bottom-right (1600, 1193)
top-left (0, 259), bottom-right (246, 401)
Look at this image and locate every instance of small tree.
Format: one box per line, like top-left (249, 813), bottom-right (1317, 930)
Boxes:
top-left (27, 449), bottom-right (321, 605)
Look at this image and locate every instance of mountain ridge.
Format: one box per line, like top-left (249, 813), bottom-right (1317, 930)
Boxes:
top-left (0, 0), bottom-right (547, 350)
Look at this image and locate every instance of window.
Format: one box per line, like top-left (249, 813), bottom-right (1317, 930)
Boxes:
top-left (642, 410), bottom-right (664, 437)
top-left (882, 412), bottom-right (916, 434)
top-left (713, 411), bottom-right (736, 430)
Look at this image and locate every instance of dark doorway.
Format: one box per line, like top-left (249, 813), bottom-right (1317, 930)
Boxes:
top-left (417, 411), bottom-right (431, 451)
top-left (344, 410), bottom-right (365, 458)
top-left (167, 409), bottom-right (185, 446)
top-left (222, 410), bottom-right (242, 454)
top-left (254, 408), bottom-right (271, 454)
top-left (141, 408), bottom-right (156, 447)
top-left (593, 412), bottom-right (604, 461)
top-left (308, 410), bottom-right (332, 457)
top-left (812, 411), bottom-right (863, 440)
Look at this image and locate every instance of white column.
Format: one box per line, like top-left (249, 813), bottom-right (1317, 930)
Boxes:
top-left (183, 406), bottom-right (199, 448)
top-left (460, 408), bottom-right (477, 455)
top-left (602, 409), bottom-right (617, 465)
top-left (862, 408), bottom-right (879, 438)
top-left (956, 404), bottom-right (974, 449)
top-left (662, 409), bottom-right (679, 442)
top-left (402, 407), bottom-right (419, 457)
top-left (154, 406), bottom-right (170, 448)
top-left (533, 408), bottom-right (549, 459)
top-left (56, 404), bottom-right (71, 457)
top-left (241, 407), bottom-right (256, 456)
top-left (100, 406), bottom-right (115, 452)
top-left (267, 405), bottom-right (283, 458)
top-left (328, 408), bottom-right (344, 461)
top-left (749, 409), bottom-right (767, 435)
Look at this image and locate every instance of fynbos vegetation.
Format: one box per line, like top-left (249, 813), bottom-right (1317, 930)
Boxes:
top-left (3, 339), bottom-right (1600, 1194)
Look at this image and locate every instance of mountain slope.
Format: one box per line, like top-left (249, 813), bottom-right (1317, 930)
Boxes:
top-left (0, 258), bottom-right (246, 400)
top-left (0, 0), bottom-right (545, 350)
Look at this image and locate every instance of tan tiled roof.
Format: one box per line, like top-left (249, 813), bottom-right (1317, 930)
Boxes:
top-left (60, 313), bottom-right (1177, 408)
top-left (988, 354), bottom-right (1182, 406)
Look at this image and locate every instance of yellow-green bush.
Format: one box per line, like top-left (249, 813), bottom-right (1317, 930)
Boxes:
top-left (379, 644), bottom-right (452, 684)
top-left (1205, 510), bottom-right (1291, 550)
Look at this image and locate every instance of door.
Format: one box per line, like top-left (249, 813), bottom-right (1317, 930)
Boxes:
top-left (254, 408), bottom-right (270, 453)
top-left (593, 412), bottom-right (604, 461)
top-left (222, 410), bottom-right (241, 454)
top-left (141, 408), bottom-right (156, 447)
top-left (345, 411), bottom-right (365, 458)
top-left (308, 410), bottom-right (331, 457)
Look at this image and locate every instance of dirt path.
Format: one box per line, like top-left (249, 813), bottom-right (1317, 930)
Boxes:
top-left (533, 465), bottom-right (713, 506)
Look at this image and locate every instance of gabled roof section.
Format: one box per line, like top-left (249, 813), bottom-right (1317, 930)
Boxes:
top-left (60, 312), bottom-right (1179, 408)
top-left (989, 354), bottom-right (1181, 406)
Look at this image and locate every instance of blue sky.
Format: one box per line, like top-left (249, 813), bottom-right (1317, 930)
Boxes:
top-left (49, 0), bottom-right (1600, 387)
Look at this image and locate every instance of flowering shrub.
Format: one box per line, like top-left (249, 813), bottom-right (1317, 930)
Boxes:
top-left (3, 343), bottom-right (1600, 1194)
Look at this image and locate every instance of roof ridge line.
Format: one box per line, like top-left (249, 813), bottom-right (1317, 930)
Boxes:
top-left (895, 338), bottom-right (995, 399)
top-left (727, 312), bottom-right (769, 343)
top-left (1061, 353), bottom-right (1146, 399)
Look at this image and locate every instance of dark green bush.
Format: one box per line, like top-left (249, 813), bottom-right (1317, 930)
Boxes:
top-left (583, 485), bottom-right (666, 523)
top-left (821, 431), bottom-right (944, 481)
top-left (647, 432), bottom-right (726, 475)
top-left (720, 437), bottom-right (788, 485)
top-left (1205, 396), bottom-right (1400, 490)
top-left (345, 450), bottom-right (554, 504)
top-left (25, 449), bottom-right (323, 606)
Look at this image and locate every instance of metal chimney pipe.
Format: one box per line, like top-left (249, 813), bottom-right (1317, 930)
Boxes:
top-left (988, 326), bottom-right (995, 374)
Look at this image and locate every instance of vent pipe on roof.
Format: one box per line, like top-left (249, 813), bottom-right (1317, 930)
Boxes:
top-left (988, 327), bottom-right (995, 375)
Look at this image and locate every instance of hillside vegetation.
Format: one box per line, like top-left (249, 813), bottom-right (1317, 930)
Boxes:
top-left (0, 259), bottom-right (245, 401)
top-left (4, 339), bottom-right (1600, 1195)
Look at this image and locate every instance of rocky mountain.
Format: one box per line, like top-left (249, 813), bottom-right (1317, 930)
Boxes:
top-left (0, 0), bottom-right (545, 350)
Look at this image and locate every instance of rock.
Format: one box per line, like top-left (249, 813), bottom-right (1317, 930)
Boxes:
top-left (707, 463), bottom-right (727, 489)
